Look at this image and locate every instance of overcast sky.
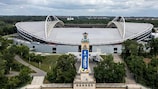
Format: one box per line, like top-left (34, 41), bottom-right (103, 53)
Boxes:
top-left (0, 0), bottom-right (158, 17)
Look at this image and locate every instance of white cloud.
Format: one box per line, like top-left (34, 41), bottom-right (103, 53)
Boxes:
top-left (26, 0), bottom-right (49, 5)
top-left (0, 0), bottom-right (158, 16)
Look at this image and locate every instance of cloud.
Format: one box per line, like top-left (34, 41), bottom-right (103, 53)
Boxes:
top-left (0, 0), bottom-right (158, 16)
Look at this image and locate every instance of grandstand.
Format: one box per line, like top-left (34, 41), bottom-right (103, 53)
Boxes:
top-left (14, 16), bottom-right (153, 53)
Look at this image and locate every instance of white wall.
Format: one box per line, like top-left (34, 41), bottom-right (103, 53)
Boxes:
top-left (92, 45), bottom-right (122, 54)
top-left (13, 38), bottom-right (122, 54)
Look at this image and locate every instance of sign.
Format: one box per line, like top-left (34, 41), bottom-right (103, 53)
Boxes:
top-left (82, 50), bottom-right (89, 70)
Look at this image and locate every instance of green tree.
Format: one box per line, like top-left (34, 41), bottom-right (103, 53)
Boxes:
top-left (7, 76), bottom-right (20, 89)
top-left (0, 56), bottom-right (8, 88)
top-left (1, 49), bottom-right (14, 74)
top-left (149, 38), bottom-right (158, 56)
top-left (122, 39), bottom-right (158, 88)
top-left (8, 45), bottom-right (18, 55)
top-left (0, 38), bottom-right (10, 51)
top-left (47, 54), bottom-right (76, 83)
top-left (0, 57), bottom-right (6, 76)
top-left (122, 39), bottom-right (139, 58)
top-left (17, 45), bottom-right (29, 58)
top-left (0, 76), bottom-right (8, 88)
top-left (94, 55), bottom-right (125, 83)
top-left (18, 68), bottom-right (31, 85)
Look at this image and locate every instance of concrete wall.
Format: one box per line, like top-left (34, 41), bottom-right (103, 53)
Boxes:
top-left (13, 38), bottom-right (122, 54)
top-left (41, 87), bottom-right (126, 89)
top-left (92, 45), bottom-right (122, 53)
top-left (42, 88), bottom-right (72, 89)
top-left (14, 38), bottom-right (55, 53)
top-left (56, 45), bottom-right (78, 53)
top-left (96, 88), bottom-right (126, 89)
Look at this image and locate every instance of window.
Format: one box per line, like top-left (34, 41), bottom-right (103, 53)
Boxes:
top-left (89, 45), bottom-right (92, 52)
top-left (52, 47), bottom-right (56, 53)
top-left (53, 51), bottom-right (56, 53)
top-left (114, 48), bottom-right (117, 53)
top-left (78, 45), bottom-right (81, 52)
top-left (52, 48), bottom-right (56, 50)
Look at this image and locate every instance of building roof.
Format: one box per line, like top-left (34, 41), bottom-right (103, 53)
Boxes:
top-left (15, 16), bottom-right (153, 45)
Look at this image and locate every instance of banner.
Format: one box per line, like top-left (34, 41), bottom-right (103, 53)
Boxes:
top-left (82, 50), bottom-right (88, 70)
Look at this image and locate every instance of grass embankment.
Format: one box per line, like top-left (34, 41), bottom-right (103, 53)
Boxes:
top-left (25, 55), bottom-right (60, 72)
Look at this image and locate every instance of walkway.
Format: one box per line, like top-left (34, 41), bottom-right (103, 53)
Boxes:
top-left (113, 54), bottom-right (123, 63)
top-left (113, 54), bottom-right (136, 84)
top-left (31, 76), bottom-right (45, 85)
top-left (14, 55), bottom-right (46, 76)
top-left (14, 55), bottom-right (46, 89)
top-left (5, 71), bottom-right (19, 77)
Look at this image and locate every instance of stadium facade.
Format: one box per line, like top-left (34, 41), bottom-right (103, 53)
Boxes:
top-left (14, 16), bottom-right (153, 54)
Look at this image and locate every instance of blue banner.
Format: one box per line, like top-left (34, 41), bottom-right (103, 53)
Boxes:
top-left (82, 50), bottom-right (88, 70)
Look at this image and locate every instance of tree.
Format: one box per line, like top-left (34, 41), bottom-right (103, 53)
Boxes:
top-left (7, 76), bottom-right (20, 89)
top-left (0, 56), bottom-right (8, 88)
top-left (149, 38), bottom-right (158, 56)
top-left (94, 55), bottom-right (126, 83)
top-left (122, 39), bottom-right (158, 88)
top-left (122, 39), bottom-right (139, 58)
top-left (0, 76), bottom-right (8, 88)
top-left (18, 68), bottom-right (31, 85)
top-left (0, 38), bottom-right (10, 51)
top-left (8, 45), bottom-right (18, 55)
top-left (1, 49), bottom-right (14, 74)
top-left (0, 57), bottom-right (6, 76)
top-left (47, 54), bottom-right (76, 83)
top-left (34, 54), bottom-right (43, 63)
top-left (17, 45), bottom-right (29, 58)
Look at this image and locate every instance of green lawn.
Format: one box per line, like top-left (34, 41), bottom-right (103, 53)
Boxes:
top-left (25, 55), bottom-right (60, 72)
top-left (100, 55), bottom-right (106, 60)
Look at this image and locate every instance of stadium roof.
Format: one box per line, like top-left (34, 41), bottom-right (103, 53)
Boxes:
top-left (15, 16), bottom-right (153, 45)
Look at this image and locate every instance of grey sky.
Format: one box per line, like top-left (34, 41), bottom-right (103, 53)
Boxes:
top-left (0, 0), bottom-right (158, 16)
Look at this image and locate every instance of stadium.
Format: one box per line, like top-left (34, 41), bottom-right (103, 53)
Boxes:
top-left (14, 16), bottom-right (153, 54)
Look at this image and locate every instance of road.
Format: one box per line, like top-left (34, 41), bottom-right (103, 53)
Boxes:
top-left (14, 55), bottom-right (46, 76)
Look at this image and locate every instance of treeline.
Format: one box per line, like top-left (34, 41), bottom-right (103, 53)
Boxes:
top-left (0, 21), bottom-right (16, 35)
top-left (122, 39), bottom-right (158, 88)
top-left (0, 16), bottom-right (46, 36)
top-left (0, 16), bottom-right (46, 23)
top-left (0, 37), bottom-right (31, 89)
